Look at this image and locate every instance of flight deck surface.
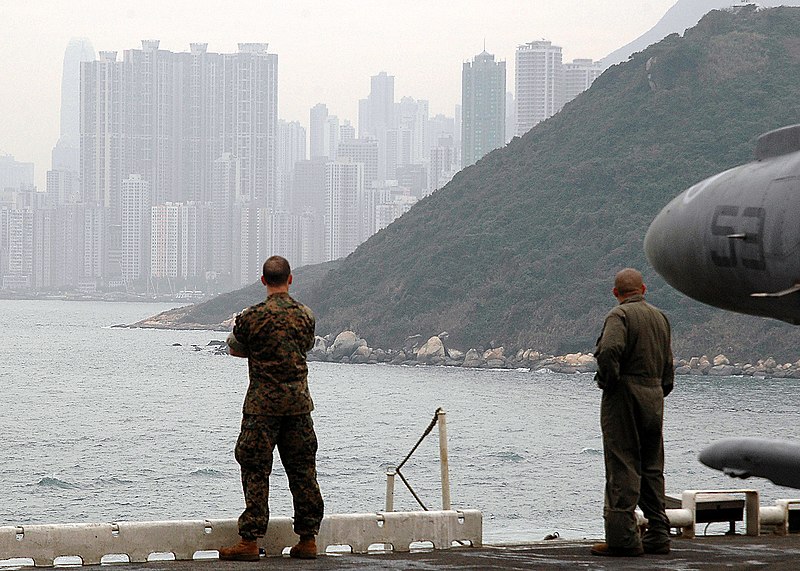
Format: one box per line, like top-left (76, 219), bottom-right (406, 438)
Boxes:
top-left (65, 534), bottom-right (800, 570)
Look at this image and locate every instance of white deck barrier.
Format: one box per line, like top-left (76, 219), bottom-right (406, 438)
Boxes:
top-left (0, 510), bottom-right (482, 567)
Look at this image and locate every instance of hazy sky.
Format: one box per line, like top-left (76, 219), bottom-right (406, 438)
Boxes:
top-left (1, 0), bottom-right (676, 188)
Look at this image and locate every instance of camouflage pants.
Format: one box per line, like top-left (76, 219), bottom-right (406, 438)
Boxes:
top-left (601, 378), bottom-right (671, 550)
top-left (235, 413), bottom-right (324, 539)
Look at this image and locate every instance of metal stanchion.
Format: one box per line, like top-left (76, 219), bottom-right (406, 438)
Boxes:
top-left (385, 466), bottom-right (396, 512)
top-left (437, 408), bottom-right (451, 510)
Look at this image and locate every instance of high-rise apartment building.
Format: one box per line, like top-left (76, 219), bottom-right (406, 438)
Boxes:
top-left (431, 134), bottom-right (456, 191)
top-left (398, 97), bottom-right (429, 166)
top-left (324, 160), bottom-right (365, 261)
top-left (276, 119), bottom-right (307, 209)
top-left (563, 59), bottom-right (603, 103)
top-left (515, 41), bottom-right (564, 136)
top-left (46, 169), bottom-right (80, 206)
top-left (340, 121), bottom-right (356, 142)
top-left (50, 205), bottom-right (85, 287)
top-left (2, 209), bottom-right (34, 289)
top-left (79, 41), bottom-right (278, 290)
top-left (150, 202), bottom-right (181, 281)
top-left (309, 103), bottom-right (330, 159)
top-left (359, 72), bottom-right (395, 139)
top-left (120, 174), bottom-right (151, 285)
top-left (462, 50), bottom-right (506, 166)
top-left (81, 51), bottom-right (122, 211)
top-left (0, 155), bottom-right (34, 192)
top-left (210, 152), bottom-right (241, 284)
top-left (337, 138), bottom-right (379, 189)
top-left (359, 72), bottom-right (396, 181)
top-left (505, 92), bottom-right (516, 144)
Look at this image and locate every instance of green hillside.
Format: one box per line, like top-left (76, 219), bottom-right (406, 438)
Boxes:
top-left (166, 7), bottom-right (800, 363)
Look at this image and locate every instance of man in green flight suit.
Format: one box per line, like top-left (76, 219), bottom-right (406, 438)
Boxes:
top-left (591, 268), bottom-right (674, 557)
top-left (219, 255), bottom-right (324, 561)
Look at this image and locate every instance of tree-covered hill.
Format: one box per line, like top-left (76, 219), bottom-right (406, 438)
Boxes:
top-left (155, 7), bottom-right (800, 363)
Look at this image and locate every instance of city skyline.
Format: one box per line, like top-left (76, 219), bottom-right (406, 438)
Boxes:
top-left (1, 0), bottom-right (678, 190)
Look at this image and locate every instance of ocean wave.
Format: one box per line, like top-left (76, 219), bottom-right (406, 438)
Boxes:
top-left (189, 468), bottom-right (225, 478)
top-left (35, 477), bottom-right (78, 489)
top-left (486, 451), bottom-right (525, 462)
top-left (94, 477), bottom-right (134, 486)
top-left (580, 447), bottom-right (603, 455)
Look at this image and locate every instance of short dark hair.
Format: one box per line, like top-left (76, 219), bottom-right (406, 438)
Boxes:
top-left (262, 256), bottom-right (291, 286)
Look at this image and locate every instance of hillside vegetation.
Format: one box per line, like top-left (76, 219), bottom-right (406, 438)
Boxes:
top-left (161, 7), bottom-right (800, 363)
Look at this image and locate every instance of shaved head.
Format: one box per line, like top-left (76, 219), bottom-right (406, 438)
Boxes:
top-left (262, 255), bottom-right (291, 286)
top-left (614, 268), bottom-right (644, 297)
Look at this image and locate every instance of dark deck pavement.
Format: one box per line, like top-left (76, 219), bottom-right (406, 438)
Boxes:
top-left (39, 533), bottom-right (800, 570)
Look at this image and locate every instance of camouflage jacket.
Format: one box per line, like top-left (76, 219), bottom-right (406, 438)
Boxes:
top-left (594, 294), bottom-right (674, 396)
top-left (231, 292), bottom-right (316, 415)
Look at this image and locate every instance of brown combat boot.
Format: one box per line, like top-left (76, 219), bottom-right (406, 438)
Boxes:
top-left (590, 542), bottom-right (643, 557)
top-left (289, 535), bottom-right (317, 559)
top-left (219, 538), bottom-right (260, 561)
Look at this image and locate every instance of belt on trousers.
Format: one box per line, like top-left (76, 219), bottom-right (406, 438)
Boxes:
top-left (618, 375), bottom-right (663, 387)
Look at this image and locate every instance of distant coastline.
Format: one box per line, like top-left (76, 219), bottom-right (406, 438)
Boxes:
top-left (132, 315), bottom-right (800, 380)
top-left (0, 291), bottom-right (204, 305)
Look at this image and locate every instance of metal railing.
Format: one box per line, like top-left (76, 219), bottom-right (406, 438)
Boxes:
top-left (385, 408), bottom-right (451, 512)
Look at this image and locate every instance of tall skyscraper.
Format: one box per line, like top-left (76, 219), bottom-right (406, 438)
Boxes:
top-left (359, 72), bottom-right (395, 139)
top-left (398, 97), bottom-right (428, 166)
top-left (276, 119), bottom-right (307, 209)
top-left (309, 103), bottom-right (330, 159)
top-left (210, 153), bottom-right (241, 283)
top-left (505, 92), bottom-right (516, 144)
top-left (359, 72), bottom-right (396, 181)
top-left (52, 38), bottom-right (95, 172)
top-left (515, 40), bottom-right (564, 136)
top-left (81, 50), bottom-right (122, 210)
top-left (462, 50), bottom-right (506, 167)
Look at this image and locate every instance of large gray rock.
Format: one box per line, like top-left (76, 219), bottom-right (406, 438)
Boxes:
top-left (330, 331), bottom-right (361, 359)
top-left (403, 334), bottom-right (423, 353)
top-left (713, 354), bottom-right (730, 366)
top-left (483, 347), bottom-right (505, 361)
top-left (309, 336), bottom-right (328, 359)
top-left (448, 349), bottom-right (465, 361)
top-left (462, 348), bottom-right (483, 368)
top-left (708, 365), bottom-right (738, 376)
top-left (417, 336), bottom-right (446, 364)
top-left (350, 345), bottom-right (372, 364)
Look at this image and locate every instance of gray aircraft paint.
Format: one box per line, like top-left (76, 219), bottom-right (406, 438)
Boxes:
top-left (699, 438), bottom-right (800, 489)
top-left (644, 124), bottom-right (800, 324)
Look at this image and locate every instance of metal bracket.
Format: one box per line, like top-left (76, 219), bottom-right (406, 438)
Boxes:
top-left (751, 283), bottom-right (800, 298)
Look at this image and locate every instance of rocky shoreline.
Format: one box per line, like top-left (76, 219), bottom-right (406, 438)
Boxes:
top-left (190, 329), bottom-right (800, 379)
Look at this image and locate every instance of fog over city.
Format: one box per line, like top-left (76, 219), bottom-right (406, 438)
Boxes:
top-left (9, 0), bottom-right (776, 297)
top-left (3, 0), bottom-right (677, 189)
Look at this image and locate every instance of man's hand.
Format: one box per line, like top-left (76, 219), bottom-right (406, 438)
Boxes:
top-left (227, 332), bottom-right (249, 358)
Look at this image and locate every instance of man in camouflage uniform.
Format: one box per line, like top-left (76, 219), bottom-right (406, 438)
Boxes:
top-left (591, 268), bottom-right (674, 558)
top-left (219, 255), bottom-right (324, 561)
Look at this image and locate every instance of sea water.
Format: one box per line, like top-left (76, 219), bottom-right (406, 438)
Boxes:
top-left (2, 299), bottom-right (800, 543)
